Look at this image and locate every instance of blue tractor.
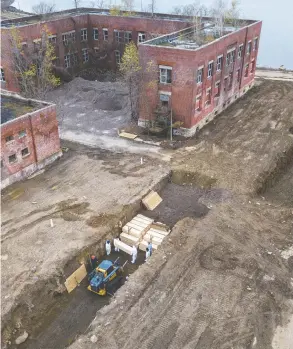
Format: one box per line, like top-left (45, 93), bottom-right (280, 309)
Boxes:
top-left (88, 259), bottom-right (124, 296)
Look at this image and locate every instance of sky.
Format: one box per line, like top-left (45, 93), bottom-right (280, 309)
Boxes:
top-left (14, 0), bottom-right (293, 69)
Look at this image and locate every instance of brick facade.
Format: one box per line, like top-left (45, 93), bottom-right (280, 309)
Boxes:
top-left (138, 21), bottom-right (262, 135)
top-left (1, 92), bottom-right (62, 188)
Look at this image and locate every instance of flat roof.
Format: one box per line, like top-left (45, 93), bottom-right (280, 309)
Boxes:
top-left (0, 7), bottom-right (257, 28)
top-left (1, 95), bottom-right (44, 125)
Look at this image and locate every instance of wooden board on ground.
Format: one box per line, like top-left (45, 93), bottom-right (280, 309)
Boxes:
top-left (120, 232), bottom-right (139, 246)
top-left (119, 132), bottom-right (137, 140)
top-left (142, 191), bottom-right (162, 211)
top-left (114, 239), bottom-right (133, 255)
top-left (65, 264), bottom-right (87, 293)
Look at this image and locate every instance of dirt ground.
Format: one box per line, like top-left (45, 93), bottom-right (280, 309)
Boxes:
top-left (66, 79), bottom-right (293, 349)
top-left (1, 141), bottom-right (169, 345)
top-left (172, 80), bottom-right (293, 194)
top-left (2, 79), bottom-right (293, 349)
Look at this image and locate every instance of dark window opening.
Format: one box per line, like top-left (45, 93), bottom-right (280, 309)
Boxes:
top-left (9, 154), bottom-right (17, 163)
top-left (21, 148), bottom-right (29, 157)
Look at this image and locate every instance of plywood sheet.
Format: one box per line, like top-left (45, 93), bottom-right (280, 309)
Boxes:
top-left (119, 132), bottom-right (137, 140)
top-left (65, 264), bottom-right (87, 293)
top-left (142, 191), bottom-right (162, 211)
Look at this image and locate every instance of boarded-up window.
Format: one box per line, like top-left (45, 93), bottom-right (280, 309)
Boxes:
top-left (215, 81), bottom-right (220, 97)
top-left (195, 94), bottom-right (202, 111)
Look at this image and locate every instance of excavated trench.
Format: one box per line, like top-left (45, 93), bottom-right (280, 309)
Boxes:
top-left (5, 153), bottom-right (291, 349)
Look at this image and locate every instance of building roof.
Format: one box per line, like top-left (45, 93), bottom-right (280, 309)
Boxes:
top-left (0, 7), bottom-right (257, 28)
top-left (1, 92), bottom-right (48, 125)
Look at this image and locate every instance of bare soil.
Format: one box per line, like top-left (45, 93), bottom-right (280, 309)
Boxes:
top-left (1, 141), bottom-right (169, 346)
top-left (67, 79), bottom-right (293, 349)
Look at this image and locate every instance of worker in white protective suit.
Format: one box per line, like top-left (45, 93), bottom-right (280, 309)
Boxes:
top-left (145, 247), bottom-right (150, 262)
top-left (105, 240), bottom-right (111, 256)
top-left (131, 245), bottom-right (138, 264)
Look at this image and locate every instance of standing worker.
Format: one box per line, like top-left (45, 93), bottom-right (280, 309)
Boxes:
top-left (148, 240), bottom-right (153, 256)
top-left (90, 255), bottom-right (98, 270)
top-left (131, 245), bottom-right (138, 264)
top-left (115, 237), bottom-right (121, 252)
top-left (105, 240), bottom-right (111, 256)
top-left (145, 247), bottom-right (150, 261)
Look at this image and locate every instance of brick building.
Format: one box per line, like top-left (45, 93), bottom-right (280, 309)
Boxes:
top-left (1, 91), bottom-right (62, 188)
top-left (0, 9), bottom-right (262, 136)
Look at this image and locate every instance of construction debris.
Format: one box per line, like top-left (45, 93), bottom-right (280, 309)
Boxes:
top-left (119, 132), bottom-right (137, 140)
top-left (142, 191), bottom-right (162, 210)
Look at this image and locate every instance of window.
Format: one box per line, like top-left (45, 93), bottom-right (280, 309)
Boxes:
top-left (18, 130), bottom-right (27, 138)
top-left (5, 135), bottom-right (14, 143)
top-left (226, 49), bottom-right (236, 66)
top-left (244, 63), bottom-right (249, 77)
top-left (159, 93), bottom-right (170, 108)
top-left (8, 154), bottom-right (17, 163)
top-left (253, 37), bottom-right (258, 51)
top-left (0, 68), bottom-right (5, 82)
top-left (195, 94), bottom-right (202, 111)
top-left (48, 35), bottom-right (57, 44)
top-left (124, 31), bottom-right (132, 43)
top-left (205, 88), bottom-right (212, 106)
top-left (251, 59), bottom-right (255, 73)
top-left (94, 47), bottom-right (99, 54)
top-left (33, 39), bottom-right (41, 51)
top-left (236, 68), bottom-right (240, 82)
top-left (64, 54), bottom-right (71, 68)
top-left (114, 30), bottom-right (123, 43)
top-left (247, 41), bottom-right (252, 55)
top-left (207, 61), bottom-right (213, 78)
top-left (93, 28), bottom-right (99, 40)
top-left (81, 29), bottom-right (88, 41)
top-left (197, 67), bottom-right (203, 84)
top-left (223, 77), bottom-right (228, 92)
top-left (216, 55), bottom-right (223, 71)
top-left (62, 31), bottom-right (76, 46)
top-left (238, 44), bottom-right (244, 59)
top-left (228, 72), bottom-right (233, 90)
top-left (72, 53), bottom-right (78, 66)
top-left (159, 66), bottom-right (172, 84)
top-left (115, 50), bottom-right (121, 64)
top-left (21, 148), bottom-right (29, 157)
top-left (103, 28), bottom-right (108, 41)
top-left (82, 49), bottom-right (89, 63)
top-left (215, 81), bottom-right (220, 97)
top-left (138, 32), bottom-right (146, 43)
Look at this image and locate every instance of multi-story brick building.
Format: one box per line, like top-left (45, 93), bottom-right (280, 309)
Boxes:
top-left (1, 90), bottom-right (62, 188)
top-left (0, 8), bottom-right (261, 136)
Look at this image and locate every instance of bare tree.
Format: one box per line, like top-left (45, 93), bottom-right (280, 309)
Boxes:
top-left (149, 0), bottom-right (156, 17)
top-left (89, 0), bottom-right (107, 8)
top-left (1, 0), bottom-right (14, 9)
top-left (121, 0), bottom-right (134, 12)
top-left (32, 2), bottom-right (56, 14)
top-left (73, 0), bottom-right (82, 9)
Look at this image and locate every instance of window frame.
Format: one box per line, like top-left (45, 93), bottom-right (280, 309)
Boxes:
top-left (114, 50), bottom-right (121, 64)
top-left (82, 48), bottom-right (89, 63)
top-left (247, 41), bottom-right (252, 55)
top-left (207, 61), bottom-right (214, 79)
top-left (103, 28), bottom-right (108, 41)
top-left (159, 65), bottom-right (172, 84)
top-left (244, 63), bottom-right (249, 77)
top-left (238, 44), bottom-right (244, 59)
top-left (18, 129), bottom-right (27, 138)
top-left (8, 154), bottom-right (17, 164)
top-left (205, 88), bottom-right (212, 106)
top-left (0, 68), bottom-right (5, 82)
top-left (216, 55), bottom-right (223, 71)
top-left (5, 135), bottom-right (14, 143)
top-left (214, 81), bottom-right (221, 97)
top-left (93, 28), bottom-right (99, 40)
top-left (48, 35), bottom-right (57, 44)
top-left (138, 32), bottom-right (146, 43)
top-left (196, 66), bottom-right (204, 84)
top-left (124, 31), bottom-right (132, 43)
top-left (64, 54), bottom-right (71, 68)
top-left (114, 30), bottom-right (123, 43)
top-left (81, 28), bottom-right (88, 42)
top-left (253, 37), bottom-right (258, 51)
top-left (195, 94), bottom-right (202, 112)
top-left (21, 147), bottom-right (30, 158)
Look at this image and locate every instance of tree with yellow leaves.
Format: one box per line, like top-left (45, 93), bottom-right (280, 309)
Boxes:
top-left (9, 25), bottom-right (60, 99)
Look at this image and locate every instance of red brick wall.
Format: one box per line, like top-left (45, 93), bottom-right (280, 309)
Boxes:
top-left (139, 21), bottom-right (262, 129)
top-left (1, 103), bottom-right (60, 177)
top-left (1, 14), bottom-right (192, 91)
